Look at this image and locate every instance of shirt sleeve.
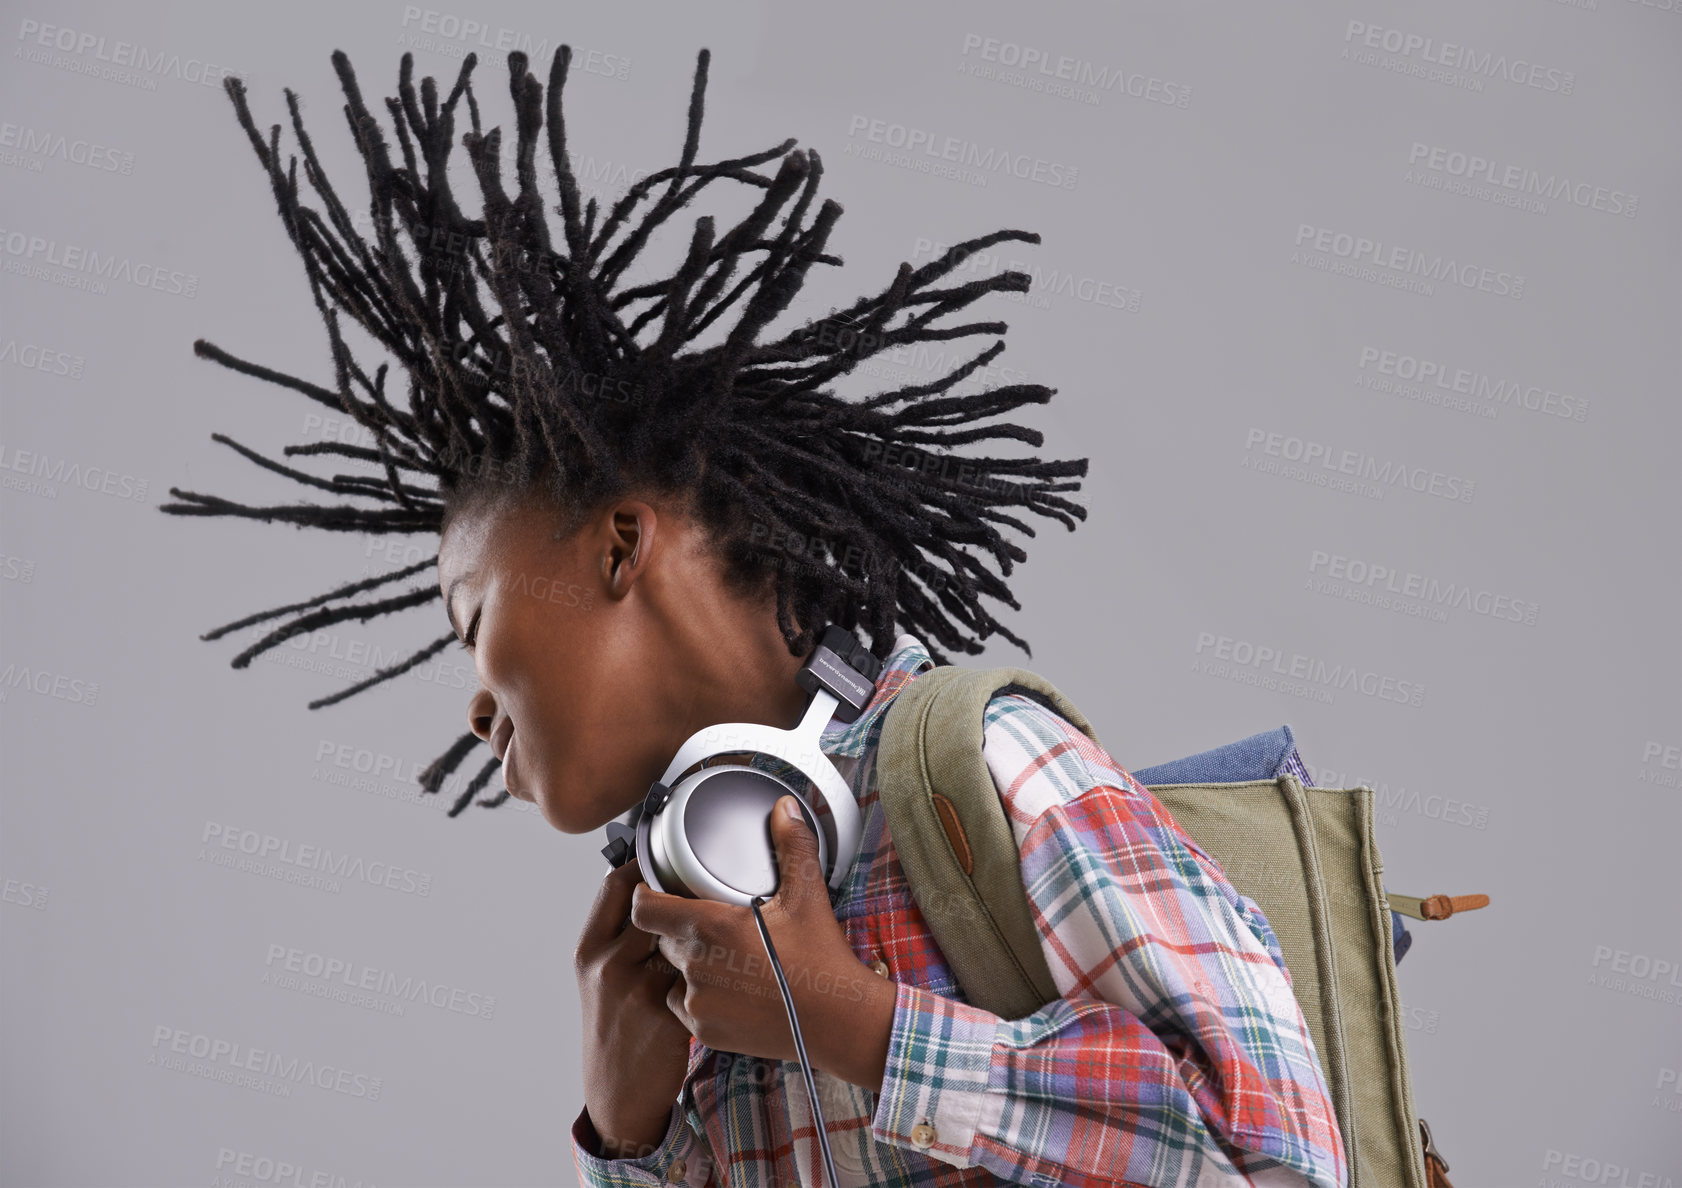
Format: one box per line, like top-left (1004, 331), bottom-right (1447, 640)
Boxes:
top-left (867, 694), bottom-right (1349, 1188)
top-left (570, 1100), bottom-right (719, 1187)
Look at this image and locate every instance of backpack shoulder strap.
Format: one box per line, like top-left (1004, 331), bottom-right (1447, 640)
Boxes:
top-left (876, 663), bottom-right (1100, 1020)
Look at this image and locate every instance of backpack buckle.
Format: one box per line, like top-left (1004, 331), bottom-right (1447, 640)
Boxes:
top-left (1419, 1116), bottom-right (1449, 1172)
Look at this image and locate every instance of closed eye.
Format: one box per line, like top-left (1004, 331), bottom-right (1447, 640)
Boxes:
top-left (459, 607), bottom-right (481, 651)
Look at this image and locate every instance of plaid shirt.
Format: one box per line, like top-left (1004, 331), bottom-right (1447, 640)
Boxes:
top-left (571, 634), bottom-right (1348, 1187)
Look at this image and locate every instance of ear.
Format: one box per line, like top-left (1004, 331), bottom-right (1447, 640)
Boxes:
top-left (599, 499), bottom-right (658, 599)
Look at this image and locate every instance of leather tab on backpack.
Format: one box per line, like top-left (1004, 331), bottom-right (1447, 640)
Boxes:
top-left (1388, 891), bottom-right (1490, 921)
top-left (1421, 893), bottom-right (1489, 920)
top-left (931, 792), bottom-right (974, 877)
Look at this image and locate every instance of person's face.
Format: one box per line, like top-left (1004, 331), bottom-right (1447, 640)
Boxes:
top-left (435, 490), bottom-right (665, 835)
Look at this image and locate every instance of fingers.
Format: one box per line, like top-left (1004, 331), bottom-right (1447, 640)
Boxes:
top-left (580, 862), bottom-right (683, 984)
top-left (629, 879), bottom-right (726, 941)
top-left (769, 795), bottom-right (827, 910)
top-left (606, 916), bottom-right (673, 974)
top-left (576, 858), bottom-right (646, 959)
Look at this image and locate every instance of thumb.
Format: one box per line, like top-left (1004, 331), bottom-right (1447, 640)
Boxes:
top-left (770, 794), bottom-right (824, 902)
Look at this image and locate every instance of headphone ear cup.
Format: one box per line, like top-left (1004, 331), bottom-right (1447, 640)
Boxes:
top-left (641, 766), bottom-right (830, 904)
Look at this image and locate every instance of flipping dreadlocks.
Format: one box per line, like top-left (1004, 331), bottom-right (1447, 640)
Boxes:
top-left (160, 45), bottom-right (1089, 816)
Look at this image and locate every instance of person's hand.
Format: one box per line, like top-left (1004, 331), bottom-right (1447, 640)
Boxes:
top-left (574, 857), bottom-right (695, 1158)
top-left (629, 794), bottom-right (893, 1081)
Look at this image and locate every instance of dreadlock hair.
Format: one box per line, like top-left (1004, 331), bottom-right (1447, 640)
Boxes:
top-left (160, 45), bottom-right (1090, 817)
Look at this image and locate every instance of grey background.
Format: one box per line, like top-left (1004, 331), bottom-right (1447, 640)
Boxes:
top-left (2, 0), bottom-right (1679, 1185)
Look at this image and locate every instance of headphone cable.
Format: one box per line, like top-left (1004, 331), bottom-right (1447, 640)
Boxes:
top-left (749, 894), bottom-right (840, 1188)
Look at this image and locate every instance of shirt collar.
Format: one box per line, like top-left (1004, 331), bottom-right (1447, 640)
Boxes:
top-left (818, 632), bottom-right (935, 759)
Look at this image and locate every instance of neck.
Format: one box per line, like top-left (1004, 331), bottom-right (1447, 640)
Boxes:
top-left (649, 576), bottom-right (815, 741)
top-left (699, 594), bottom-right (813, 732)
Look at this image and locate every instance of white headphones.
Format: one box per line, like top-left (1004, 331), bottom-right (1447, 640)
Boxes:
top-left (600, 625), bottom-right (883, 904)
top-left (598, 624), bottom-right (883, 1188)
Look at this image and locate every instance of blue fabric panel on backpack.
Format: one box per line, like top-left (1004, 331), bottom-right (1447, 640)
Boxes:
top-left (1131, 724), bottom-right (1412, 966)
top-left (1130, 725), bottom-right (1299, 786)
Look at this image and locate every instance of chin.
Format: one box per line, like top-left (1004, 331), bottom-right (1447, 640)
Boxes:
top-left (534, 792), bottom-right (599, 836)
top-left (527, 791), bottom-right (570, 833)
top-left (525, 767), bottom-right (645, 835)
top-left (552, 790), bottom-right (646, 838)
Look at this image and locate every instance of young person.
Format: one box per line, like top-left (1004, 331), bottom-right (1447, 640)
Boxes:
top-left (164, 44), bottom-right (1348, 1188)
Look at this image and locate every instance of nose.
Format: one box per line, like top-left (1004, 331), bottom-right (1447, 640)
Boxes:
top-left (467, 683), bottom-right (496, 743)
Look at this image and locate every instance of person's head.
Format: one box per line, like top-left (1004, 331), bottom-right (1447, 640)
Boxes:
top-left (164, 44), bottom-right (1090, 828)
top-left (434, 477), bottom-right (820, 833)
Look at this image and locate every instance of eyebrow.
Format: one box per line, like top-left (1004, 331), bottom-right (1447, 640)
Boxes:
top-left (444, 572), bottom-right (476, 640)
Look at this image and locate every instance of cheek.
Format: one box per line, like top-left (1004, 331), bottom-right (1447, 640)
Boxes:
top-left (520, 667), bottom-right (655, 817)
top-left (477, 596), bottom-right (552, 693)
top-left (481, 615), bottom-right (589, 761)
top-left (480, 596), bottom-right (654, 814)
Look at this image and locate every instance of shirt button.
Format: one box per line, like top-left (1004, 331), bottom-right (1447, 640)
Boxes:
top-left (910, 1120), bottom-right (937, 1150)
top-left (868, 958), bottom-right (892, 978)
top-left (665, 1157), bottom-right (687, 1181)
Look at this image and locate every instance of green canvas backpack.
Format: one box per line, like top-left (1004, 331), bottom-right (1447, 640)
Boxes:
top-left (875, 663), bottom-right (1488, 1188)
